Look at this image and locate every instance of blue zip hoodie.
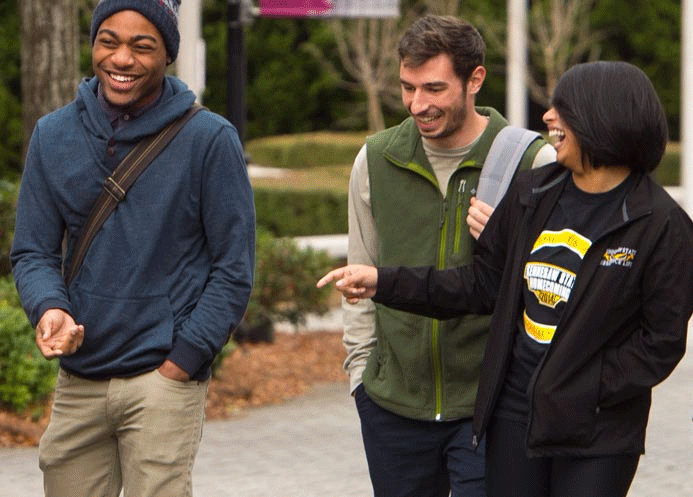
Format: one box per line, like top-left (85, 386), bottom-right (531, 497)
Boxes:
top-left (11, 76), bottom-right (255, 381)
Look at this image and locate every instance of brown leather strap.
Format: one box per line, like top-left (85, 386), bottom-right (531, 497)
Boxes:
top-left (64, 103), bottom-right (204, 286)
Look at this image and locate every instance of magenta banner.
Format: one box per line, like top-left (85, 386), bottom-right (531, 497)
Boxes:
top-left (259, 0), bottom-right (399, 18)
top-left (259, 0), bottom-right (331, 17)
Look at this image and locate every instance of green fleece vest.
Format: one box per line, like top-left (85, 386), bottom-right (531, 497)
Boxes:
top-left (362, 107), bottom-right (543, 420)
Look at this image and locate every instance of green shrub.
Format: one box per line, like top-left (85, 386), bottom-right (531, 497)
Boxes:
top-left (652, 143), bottom-right (680, 186)
top-left (244, 229), bottom-right (336, 330)
top-left (254, 189), bottom-right (347, 237)
top-left (246, 132), bottom-right (366, 169)
top-left (0, 277), bottom-right (57, 412)
top-left (210, 341), bottom-right (236, 378)
top-left (0, 179), bottom-right (18, 276)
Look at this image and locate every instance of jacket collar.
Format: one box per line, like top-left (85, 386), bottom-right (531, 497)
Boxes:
top-left (519, 162), bottom-right (654, 231)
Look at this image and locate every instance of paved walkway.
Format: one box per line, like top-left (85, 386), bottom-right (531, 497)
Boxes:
top-left (2, 322), bottom-right (692, 496)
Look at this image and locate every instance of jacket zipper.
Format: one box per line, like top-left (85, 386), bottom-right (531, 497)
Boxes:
top-left (454, 179), bottom-right (467, 253)
top-left (472, 203), bottom-right (537, 450)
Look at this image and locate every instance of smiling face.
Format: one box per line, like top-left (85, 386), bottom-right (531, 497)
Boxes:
top-left (400, 53), bottom-right (480, 149)
top-left (543, 107), bottom-right (586, 173)
top-left (92, 10), bottom-right (169, 111)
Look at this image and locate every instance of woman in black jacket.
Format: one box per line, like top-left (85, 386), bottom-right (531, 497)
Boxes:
top-left (318, 61), bottom-right (693, 497)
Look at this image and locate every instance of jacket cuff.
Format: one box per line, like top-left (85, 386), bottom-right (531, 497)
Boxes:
top-left (372, 266), bottom-right (396, 304)
top-left (167, 337), bottom-right (207, 378)
top-left (36, 299), bottom-right (72, 327)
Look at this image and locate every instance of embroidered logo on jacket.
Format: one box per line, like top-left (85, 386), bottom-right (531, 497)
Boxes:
top-left (601, 247), bottom-right (636, 267)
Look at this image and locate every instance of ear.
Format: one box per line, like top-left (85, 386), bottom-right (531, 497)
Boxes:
top-left (466, 65), bottom-right (486, 97)
top-left (166, 57), bottom-right (173, 65)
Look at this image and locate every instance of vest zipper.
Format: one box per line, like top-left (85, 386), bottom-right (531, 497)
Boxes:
top-left (454, 179), bottom-right (467, 253)
top-left (433, 200), bottom-right (449, 420)
top-left (431, 319), bottom-right (443, 420)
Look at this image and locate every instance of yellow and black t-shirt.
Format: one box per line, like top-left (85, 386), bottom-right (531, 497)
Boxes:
top-left (495, 174), bottom-right (632, 422)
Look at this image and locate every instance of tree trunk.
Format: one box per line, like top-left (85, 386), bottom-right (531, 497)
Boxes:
top-left (19, 0), bottom-right (79, 163)
top-left (364, 79), bottom-right (386, 132)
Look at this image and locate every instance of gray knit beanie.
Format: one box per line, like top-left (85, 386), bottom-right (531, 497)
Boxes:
top-left (90, 0), bottom-right (181, 62)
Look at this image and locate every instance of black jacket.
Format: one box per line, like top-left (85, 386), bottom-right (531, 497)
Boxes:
top-left (374, 162), bottom-right (693, 457)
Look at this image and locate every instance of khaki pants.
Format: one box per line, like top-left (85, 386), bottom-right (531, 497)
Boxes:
top-left (39, 368), bottom-right (209, 497)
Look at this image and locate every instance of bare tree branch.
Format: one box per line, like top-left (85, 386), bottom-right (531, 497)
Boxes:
top-left (466, 0), bottom-right (605, 109)
top-left (311, 0), bottom-right (469, 131)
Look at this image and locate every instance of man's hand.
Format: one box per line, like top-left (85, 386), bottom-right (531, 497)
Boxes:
top-left (36, 309), bottom-right (84, 359)
top-left (317, 264), bottom-right (378, 304)
top-left (467, 197), bottom-right (494, 240)
top-left (158, 359), bottom-right (190, 382)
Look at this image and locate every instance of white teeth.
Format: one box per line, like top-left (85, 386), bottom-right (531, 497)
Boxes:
top-left (110, 73), bottom-right (135, 83)
top-left (549, 129), bottom-right (565, 139)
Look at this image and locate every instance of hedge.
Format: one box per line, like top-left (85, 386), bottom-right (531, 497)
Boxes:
top-left (0, 277), bottom-right (57, 412)
top-left (254, 188), bottom-right (347, 237)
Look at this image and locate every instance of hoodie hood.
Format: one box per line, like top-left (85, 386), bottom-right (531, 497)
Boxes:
top-left (76, 75), bottom-right (196, 143)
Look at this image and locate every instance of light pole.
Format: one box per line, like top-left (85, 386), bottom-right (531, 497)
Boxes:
top-left (227, 0), bottom-right (247, 145)
top-left (682, 0), bottom-right (693, 214)
top-left (506, 0), bottom-right (528, 128)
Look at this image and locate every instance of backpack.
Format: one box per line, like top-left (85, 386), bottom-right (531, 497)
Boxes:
top-left (476, 126), bottom-right (542, 208)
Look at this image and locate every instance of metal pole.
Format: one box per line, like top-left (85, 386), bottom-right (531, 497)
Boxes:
top-left (506, 0), bottom-right (528, 128)
top-left (177, 0), bottom-right (205, 101)
top-left (682, 0), bottom-right (693, 214)
top-left (227, 0), bottom-right (247, 145)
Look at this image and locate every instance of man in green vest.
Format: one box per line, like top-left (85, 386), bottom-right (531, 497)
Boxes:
top-left (343, 15), bottom-right (555, 497)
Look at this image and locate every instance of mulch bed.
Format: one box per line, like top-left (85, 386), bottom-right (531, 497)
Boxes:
top-left (0, 330), bottom-right (347, 448)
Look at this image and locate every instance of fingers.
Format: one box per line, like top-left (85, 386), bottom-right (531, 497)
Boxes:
top-left (157, 359), bottom-right (190, 382)
top-left (467, 197), bottom-right (494, 240)
top-left (37, 326), bottom-right (79, 358)
top-left (471, 197), bottom-right (494, 217)
top-left (36, 340), bottom-right (60, 359)
top-left (74, 324), bottom-right (85, 349)
top-left (59, 324), bottom-right (84, 355)
top-left (317, 265), bottom-right (377, 303)
top-left (58, 324), bottom-right (84, 356)
top-left (35, 310), bottom-right (85, 359)
top-left (37, 319), bottom-right (52, 342)
top-left (316, 267), bottom-right (347, 288)
top-left (335, 279), bottom-right (369, 301)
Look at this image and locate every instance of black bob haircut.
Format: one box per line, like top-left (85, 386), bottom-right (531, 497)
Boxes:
top-left (551, 61), bottom-right (668, 173)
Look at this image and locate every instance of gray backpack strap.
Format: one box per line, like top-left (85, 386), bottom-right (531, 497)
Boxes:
top-left (476, 126), bottom-right (541, 207)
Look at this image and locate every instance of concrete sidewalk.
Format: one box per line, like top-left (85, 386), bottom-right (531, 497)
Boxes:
top-left (1, 328), bottom-right (692, 496)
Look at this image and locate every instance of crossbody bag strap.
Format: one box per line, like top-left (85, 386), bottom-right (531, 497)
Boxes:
top-left (64, 103), bottom-right (204, 287)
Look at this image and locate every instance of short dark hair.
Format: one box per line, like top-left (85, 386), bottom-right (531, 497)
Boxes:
top-left (551, 61), bottom-right (668, 173)
top-left (398, 15), bottom-right (485, 83)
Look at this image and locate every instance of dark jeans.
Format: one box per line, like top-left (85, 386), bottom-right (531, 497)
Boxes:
top-left (354, 384), bottom-right (486, 497)
top-left (485, 416), bottom-right (640, 497)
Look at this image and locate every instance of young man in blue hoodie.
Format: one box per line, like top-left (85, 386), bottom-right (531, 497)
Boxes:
top-left (10, 1), bottom-right (255, 495)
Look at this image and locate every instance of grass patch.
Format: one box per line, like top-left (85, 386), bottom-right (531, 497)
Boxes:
top-left (249, 164), bottom-right (352, 193)
top-left (246, 132), bottom-right (682, 193)
top-left (246, 131), bottom-right (368, 169)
